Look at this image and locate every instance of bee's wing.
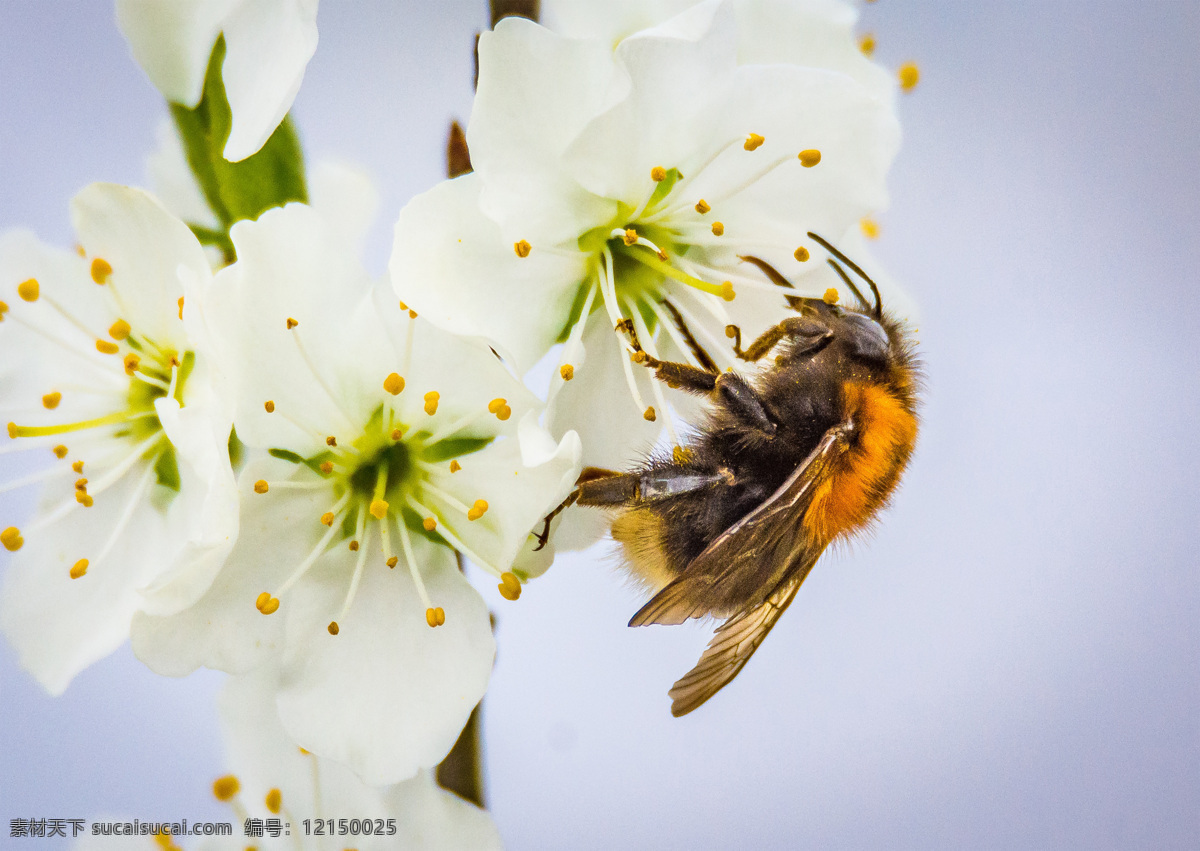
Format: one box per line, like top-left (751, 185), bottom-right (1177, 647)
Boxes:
top-left (629, 421), bottom-right (852, 627)
top-left (667, 573), bottom-right (808, 716)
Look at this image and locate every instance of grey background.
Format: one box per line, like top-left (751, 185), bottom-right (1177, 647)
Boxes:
top-left (2, 1), bottom-right (1198, 848)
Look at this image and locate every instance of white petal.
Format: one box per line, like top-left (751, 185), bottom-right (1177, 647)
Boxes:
top-left (309, 160), bottom-right (381, 260)
top-left (221, 0), bottom-right (319, 161)
top-left (145, 118), bottom-right (221, 229)
top-left (390, 174), bottom-right (592, 373)
top-left (382, 771), bottom-right (504, 851)
top-left (275, 534), bottom-right (495, 785)
top-left (115, 0), bottom-right (238, 107)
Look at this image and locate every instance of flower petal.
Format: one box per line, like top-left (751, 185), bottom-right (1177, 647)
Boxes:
top-left (115, 0), bottom-right (237, 107)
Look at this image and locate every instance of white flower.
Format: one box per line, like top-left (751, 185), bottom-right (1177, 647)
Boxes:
top-left (116, 0), bottom-right (319, 161)
top-left (389, 1), bottom-right (900, 472)
top-left (131, 202), bottom-right (580, 784)
top-left (0, 183), bottom-right (237, 694)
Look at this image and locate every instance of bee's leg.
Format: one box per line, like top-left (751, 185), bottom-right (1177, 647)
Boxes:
top-left (714, 372), bottom-right (776, 436)
top-left (615, 317), bottom-right (719, 394)
top-left (534, 467), bottom-right (631, 551)
top-left (726, 316), bottom-right (832, 362)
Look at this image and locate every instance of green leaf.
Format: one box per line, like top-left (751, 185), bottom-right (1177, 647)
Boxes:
top-left (170, 35), bottom-right (307, 245)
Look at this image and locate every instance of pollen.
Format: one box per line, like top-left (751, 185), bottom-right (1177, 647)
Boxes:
top-left (860, 217), bottom-right (881, 239)
top-left (75, 478), bottom-right (88, 489)
top-left (398, 300), bottom-right (408, 311)
top-left (70, 558), bottom-right (89, 579)
top-left (75, 491), bottom-right (94, 507)
top-left (42, 392), bottom-right (62, 410)
top-left (6, 423), bottom-right (17, 439)
top-left (408, 309), bottom-right (418, 319)
top-left (424, 391), bottom-right (440, 415)
top-left (794, 246), bottom-right (810, 262)
top-left (386, 556), bottom-right (399, 568)
top-left (53, 445), bottom-right (68, 458)
top-left (560, 364), bottom-right (574, 381)
top-left (860, 33), bottom-right (876, 56)
top-left (254, 480), bottom-right (269, 494)
top-left (673, 445), bottom-right (693, 464)
top-left (212, 775), bottom-right (240, 801)
top-left (17, 279), bottom-right (40, 302)
top-left (449, 459), bottom-right (462, 473)
top-left (498, 571), bottom-right (522, 601)
top-left (623, 228), bottom-right (639, 246)
top-left (327, 621), bottom-right (339, 636)
top-left (383, 372), bottom-right (405, 395)
top-left (514, 240), bottom-right (532, 258)
top-left (108, 319), bottom-right (131, 341)
top-left (370, 499), bottom-right (389, 519)
top-left (177, 297), bottom-right (184, 320)
top-left (823, 288), bottom-right (840, 305)
top-left (711, 222), bottom-right (725, 236)
top-left (467, 499), bottom-right (489, 521)
top-left (695, 199), bottom-right (711, 214)
top-left (651, 165), bottom-right (667, 181)
top-left (72, 461), bottom-right (84, 473)
top-left (1, 527), bottom-right (24, 552)
top-left (286, 317), bottom-right (299, 329)
top-left (631, 351), bottom-right (647, 364)
top-left (319, 461), bottom-right (334, 474)
top-left (0, 300), bottom-right (8, 320)
top-left (488, 397), bottom-right (511, 420)
top-left (326, 436), bottom-right (337, 447)
top-left (320, 512), bottom-right (335, 526)
top-left (95, 339), bottom-right (119, 355)
top-left (721, 281), bottom-right (736, 301)
top-left (643, 406), bottom-right (656, 422)
top-left (423, 516), bottom-right (437, 532)
top-left (425, 606), bottom-right (446, 628)
top-left (899, 62), bottom-right (920, 91)
top-left (348, 540), bottom-right (359, 551)
top-left (744, 133), bottom-right (765, 151)
top-left (391, 427), bottom-right (404, 440)
top-left (123, 353), bottom-right (140, 375)
top-left (798, 149), bottom-right (822, 167)
top-left (265, 788), bottom-right (282, 814)
top-left (90, 258), bottom-right (113, 284)
top-left (264, 400), bottom-right (275, 413)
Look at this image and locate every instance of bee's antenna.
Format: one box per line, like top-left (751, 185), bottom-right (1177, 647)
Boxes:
top-left (736, 254), bottom-right (804, 310)
top-left (806, 232), bottom-right (883, 319)
top-left (826, 259), bottom-right (871, 313)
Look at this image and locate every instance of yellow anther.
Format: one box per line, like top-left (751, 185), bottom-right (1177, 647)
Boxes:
top-left (17, 279), bottom-right (40, 302)
top-left (70, 558), bottom-right (89, 579)
top-left (424, 391), bottom-right (440, 415)
top-left (298, 747), bottom-right (309, 755)
top-left (326, 435), bottom-right (337, 447)
top-left (320, 512), bottom-right (335, 526)
top-left (0, 300), bottom-right (8, 320)
top-left (643, 406), bottom-right (656, 422)
top-left (408, 309), bottom-right (418, 319)
top-left (391, 427), bottom-right (404, 440)
top-left (823, 288), bottom-right (840, 305)
top-left (75, 478), bottom-right (88, 489)
top-left (75, 491), bottom-right (94, 507)
top-left (286, 317), bottom-right (299, 329)
top-left (108, 319), bottom-right (131, 341)
top-left (319, 461), bottom-right (333, 474)
top-left (177, 297), bottom-right (184, 320)
top-left (213, 775), bottom-right (240, 801)
top-left (152, 830), bottom-right (174, 849)
top-left (860, 217), bottom-right (880, 239)
top-left (721, 281), bottom-right (736, 301)
top-left (434, 607), bottom-right (446, 626)
top-left (794, 246), bottom-right (810, 262)
top-left (255, 591), bottom-right (271, 611)
top-left (398, 300), bottom-right (408, 311)
top-left (53, 445), bottom-right (68, 458)
top-left (370, 499), bottom-right (389, 519)
top-left (514, 239), bottom-right (532, 258)
top-left (859, 33), bottom-right (876, 56)
top-left (467, 499), bottom-right (489, 521)
top-left (559, 364), bottom-right (574, 381)
top-left (650, 165), bottom-right (667, 182)
top-left (744, 133), bottom-right (765, 151)
top-left (449, 460), bottom-right (462, 473)
top-left (657, 248), bottom-right (669, 261)
top-left (711, 222), bottom-right (724, 236)
top-left (498, 571), bottom-right (522, 601)
top-left (257, 400), bottom-right (272, 414)
top-left (95, 339), bottom-right (119, 355)
top-left (90, 258), bottom-right (113, 284)
top-left (123, 353), bottom-right (140, 375)
top-left (327, 621), bottom-right (339, 636)
top-left (253, 480), bottom-right (269, 494)
top-left (386, 556), bottom-right (399, 568)
top-left (487, 398), bottom-right (506, 414)
top-left (72, 460), bottom-right (84, 473)
top-left (261, 597), bottom-right (279, 614)
top-left (2, 527), bottom-right (24, 552)
top-left (623, 228), bottom-right (639, 246)
top-left (673, 445), bottom-right (693, 464)
top-left (7, 423), bottom-right (17, 439)
top-left (265, 788), bottom-right (282, 814)
top-left (798, 149), bottom-right (822, 167)
top-left (423, 516), bottom-right (437, 532)
top-left (695, 199), bottom-right (711, 214)
top-left (42, 392), bottom-right (62, 410)
top-left (348, 540), bottom-right (359, 552)
top-left (383, 372), bottom-right (405, 395)
top-left (899, 62), bottom-right (920, 91)
top-left (425, 607), bottom-right (440, 628)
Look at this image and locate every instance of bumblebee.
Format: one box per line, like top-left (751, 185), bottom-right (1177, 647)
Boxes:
top-left (537, 233), bottom-right (920, 716)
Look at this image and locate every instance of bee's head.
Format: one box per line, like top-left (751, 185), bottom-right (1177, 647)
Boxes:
top-left (794, 298), bottom-right (893, 365)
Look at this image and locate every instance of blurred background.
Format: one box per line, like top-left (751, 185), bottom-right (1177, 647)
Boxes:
top-left (2, 1), bottom-right (1197, 848)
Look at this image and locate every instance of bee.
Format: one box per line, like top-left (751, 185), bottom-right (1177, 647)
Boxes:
top-left (536, 233), bottom-right (920, 716)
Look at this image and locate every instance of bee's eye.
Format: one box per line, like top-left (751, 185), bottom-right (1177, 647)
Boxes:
top-left (842, 313), bottom-right (890, 362)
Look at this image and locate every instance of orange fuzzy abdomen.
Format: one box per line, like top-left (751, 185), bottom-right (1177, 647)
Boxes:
top-left (805, 381), bottom-right (917, 547)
